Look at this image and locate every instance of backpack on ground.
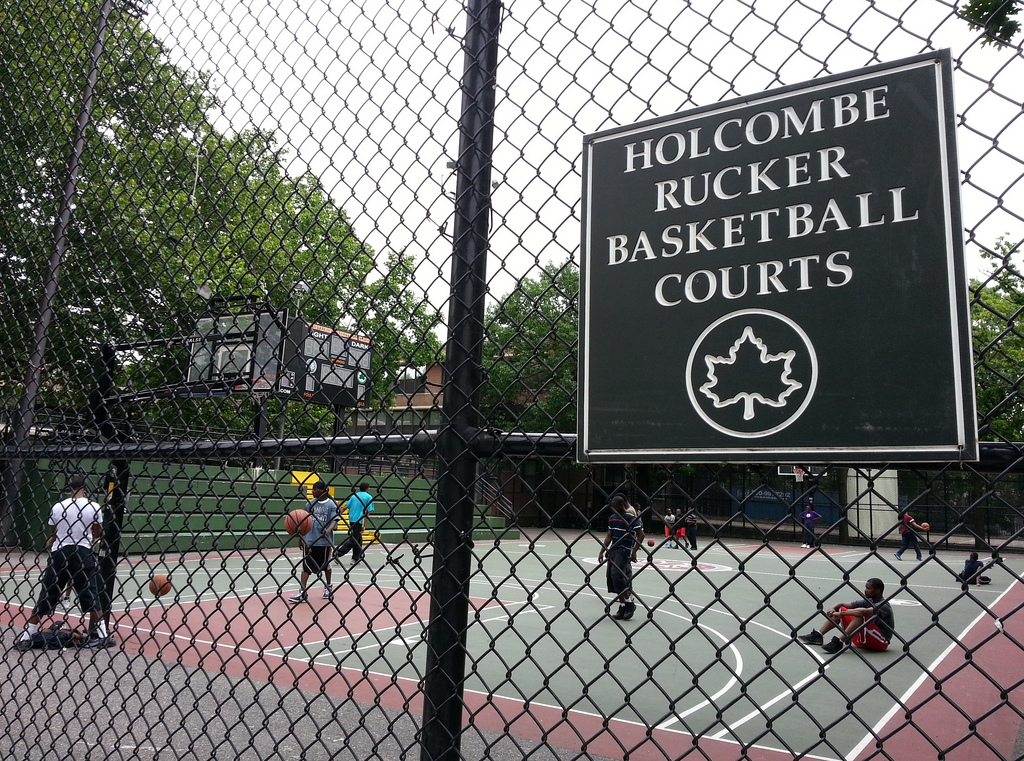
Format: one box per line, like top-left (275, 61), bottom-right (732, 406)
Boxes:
top-left (27, 622), bottom-right (85, 650)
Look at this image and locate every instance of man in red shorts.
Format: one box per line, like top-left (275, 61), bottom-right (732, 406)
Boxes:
top-left (796, 578), bottom-right (894, 654)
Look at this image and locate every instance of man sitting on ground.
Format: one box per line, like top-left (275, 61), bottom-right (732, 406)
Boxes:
top-left (959, 552), bottom-right (993, 586)
top-left (797, 577), bottom-right (895, 654)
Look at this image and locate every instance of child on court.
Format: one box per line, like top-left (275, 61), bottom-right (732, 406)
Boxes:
top-left (335, 482), bottom-right (375, 563)
top-left (959, 552), bottom-right (992, 586)
top-left (662, 510), bottom-right (677, 548)
top-left (289, 481), bottom-right (340, 602)
top-left (798, 499), bottom-right (821, 549)
top-left (894, 511), bottom-right (928, 561)
top-left (673, 508), bottom-right (686, 548)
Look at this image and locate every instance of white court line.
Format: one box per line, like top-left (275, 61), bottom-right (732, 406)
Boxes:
top-left (115, 614), bottom-right (837, 761)
top-left (474, 604), bottom-right (553, 626)
top-left (457, 680), bottom-right (843, 761)
top-left (129, 607), bottom-right (421, 657)
top-left (653, 611), bottom-right (744, 730)
top-left (845, 578), bottom-right (1021, 761)
top-left (708, 668), bottom-right (827, 739)
top-left (630, 589), bottom-right (796, 640)
top-left (127, 597), bottom-right (542, 659)
top-left (509, 576), bottom-right (799, 641)
top-left (299, 606), bottom-right (546, 664)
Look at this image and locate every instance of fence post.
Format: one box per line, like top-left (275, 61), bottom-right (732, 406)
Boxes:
top-left (419, 1), bottom-right (501, 759)
top-left (0, 0), bottom-right (118, 545)
top-left (99, 459), bottom-right (130, 626)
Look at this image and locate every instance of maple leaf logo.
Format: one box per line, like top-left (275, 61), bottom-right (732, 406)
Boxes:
top-left (699, 326), bottom-right (802, 421)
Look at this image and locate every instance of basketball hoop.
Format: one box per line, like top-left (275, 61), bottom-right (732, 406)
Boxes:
top-left (794, 467), bottom-right (805, 483)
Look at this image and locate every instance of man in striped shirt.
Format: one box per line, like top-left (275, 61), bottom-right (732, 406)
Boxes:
top-left (597, 495), bottom-right (644, 620)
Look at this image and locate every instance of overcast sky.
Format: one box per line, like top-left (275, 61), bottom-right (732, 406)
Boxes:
top-left (144, 0), bottom-right (1024, 311)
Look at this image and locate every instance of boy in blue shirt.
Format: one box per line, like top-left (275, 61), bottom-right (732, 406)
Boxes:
top-left (290, 480), bottom-right (339, 602)
top-left (335, 483), bottom-right (375, 564)
top-left (959, 552), bottom-right (992, 586)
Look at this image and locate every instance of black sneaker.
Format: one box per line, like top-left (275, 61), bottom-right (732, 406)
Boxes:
top-left (821, 636), bottom-right (846, 654)
top-left (12, 633), bottom-right (33, 652)
top-left (620, 601), bottom-right (637, 620)
top-left (798, 630), bottom-right (824, 645)
top-left (289, 591), bottom-right (307, 603)
top-left (611, 605), bottom-right (628, 620)
top-left (84, 635), bottom-right (116, 649)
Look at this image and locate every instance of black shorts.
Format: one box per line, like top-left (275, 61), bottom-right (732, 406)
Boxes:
top-left (302, 545), bottom-right (332, 574)
top-left (605, 549), bottom-right (633, 595)
top-left (34, 546), bottom-right (100, 616)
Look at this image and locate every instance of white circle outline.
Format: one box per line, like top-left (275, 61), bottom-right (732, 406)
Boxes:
top-left (685, 308), bottom-right (818, 438)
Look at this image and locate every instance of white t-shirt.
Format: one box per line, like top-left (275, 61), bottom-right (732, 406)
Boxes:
top-left (49, 497), bottom-right (102, 550)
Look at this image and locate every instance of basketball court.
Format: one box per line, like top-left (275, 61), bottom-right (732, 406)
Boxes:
top-left (3, 533), bottom-right (1020, 760)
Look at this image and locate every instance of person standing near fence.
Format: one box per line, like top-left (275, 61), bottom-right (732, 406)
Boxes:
top-left (289, 481), bottom-right (339, 602)
top-left (335, 482), bottom-right (374, 564)
top-left (798, 499), bottom-right (822, 549)
top-left (894, 511), bottom-right (927, 562)
top-left (14, 475), bottom-right (113, 649)
top-left (597, 495), bottom-right (643, 621)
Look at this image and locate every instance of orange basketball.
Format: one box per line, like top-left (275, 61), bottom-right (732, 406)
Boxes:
top-left (921, 522), bottom-right (931, 531)
top-left (285, 509), bottom-right (312, 536)
top-left (149, 574), bottom-right (172, 596)
top-left (647, 539), bottom-right (655, 547)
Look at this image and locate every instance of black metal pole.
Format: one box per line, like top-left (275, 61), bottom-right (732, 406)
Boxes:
top-left (0, 0), bottom-right (117, 545)
top-left (419, 1), bottom-right (501, 760)
top-left (254, 395), bottom-right (269, 440)
top-left (99, 459), bottom-right (130, 626)
top-left (88, 344), bottom-right (118, 439)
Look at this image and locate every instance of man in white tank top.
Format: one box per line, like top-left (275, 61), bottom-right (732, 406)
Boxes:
top-left (14, 475), bottom-right (113, 649)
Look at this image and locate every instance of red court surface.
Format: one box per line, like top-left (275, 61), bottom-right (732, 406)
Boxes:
top-left (108, 585), bottom-right (834, 761)
top-left (850, 581), bottom-right (1024, 761)
top-left (3, 546), bottom-right (1022, 761)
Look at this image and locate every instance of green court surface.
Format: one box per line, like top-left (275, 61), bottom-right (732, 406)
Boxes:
top-left (3, 533), bottom-right (1021, 760)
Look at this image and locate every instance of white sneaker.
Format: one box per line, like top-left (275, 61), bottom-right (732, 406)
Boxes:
top-left (289, 591), bottom-right (307, 603)
top-left (322, 587), bottom-right (333, 600)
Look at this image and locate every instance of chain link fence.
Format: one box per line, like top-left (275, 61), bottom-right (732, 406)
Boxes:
top-left (2, 1), bottom-right (1024, 759)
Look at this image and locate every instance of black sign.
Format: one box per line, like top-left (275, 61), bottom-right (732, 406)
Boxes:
top-left (579, 51), bottom-right (977, 463)
top-left (285, 322), bottom-right (371, 408)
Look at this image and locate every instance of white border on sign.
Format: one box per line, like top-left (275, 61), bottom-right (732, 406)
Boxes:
top-left (579, 54), bottom-right (974, 461)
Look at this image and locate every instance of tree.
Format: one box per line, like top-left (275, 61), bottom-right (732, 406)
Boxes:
top-left (480, 261), bottom-right (578, 433)
top-left (961, 0), bottom-right (1023, 46)
top-left (0, 1), bottom-right (213, 410)
top-left (971, 235), bottom-right (1024, 441)
top-left (0, 3), bottom-right (439, 439)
